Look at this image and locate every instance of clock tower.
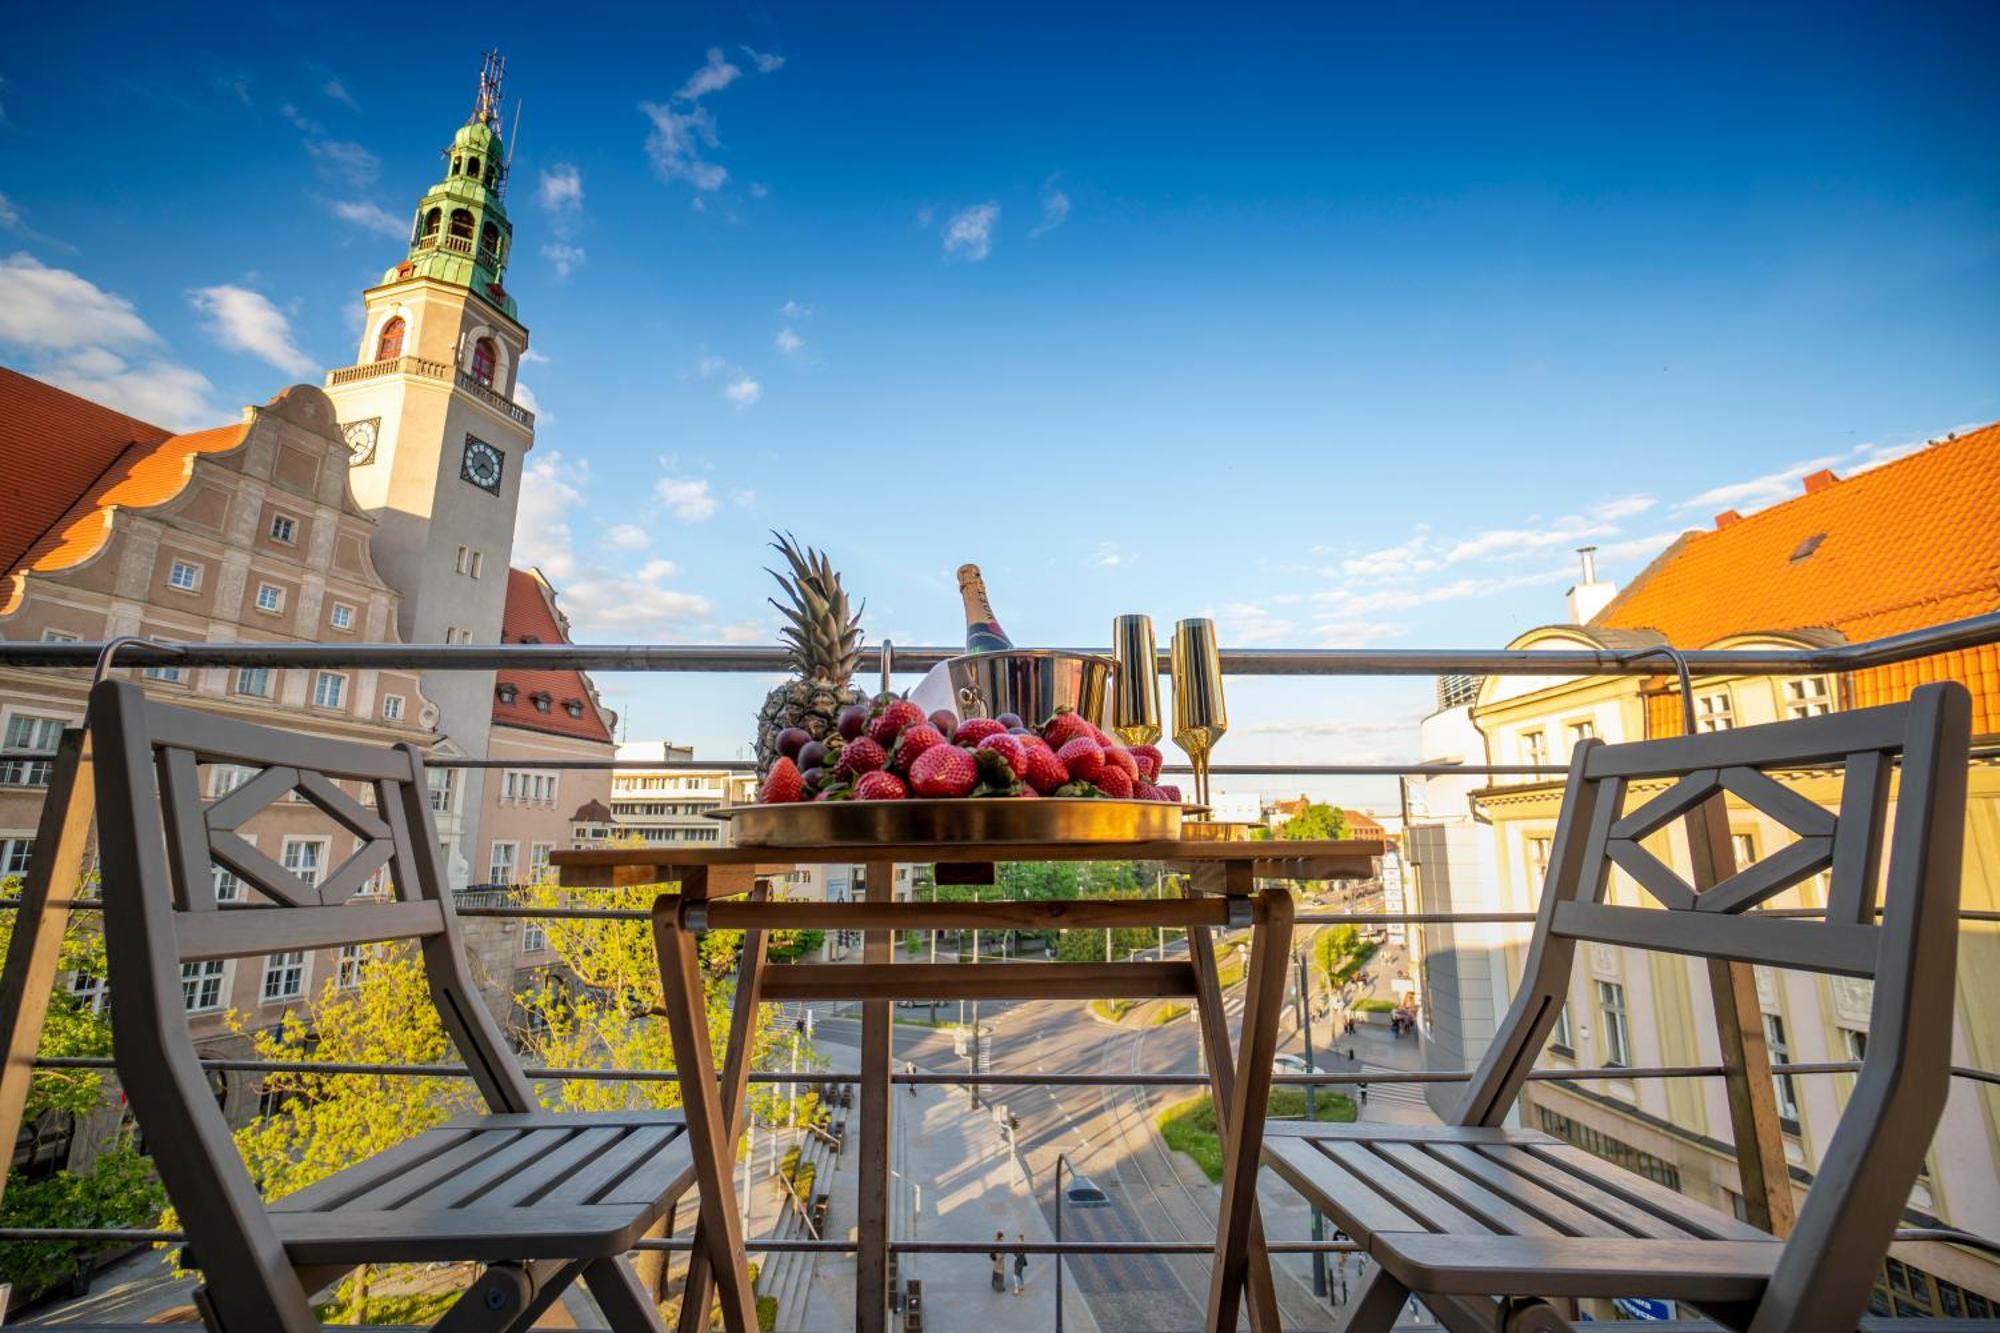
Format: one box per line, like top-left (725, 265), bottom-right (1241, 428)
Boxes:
top-left (326, 53), bottom-right (533, 886)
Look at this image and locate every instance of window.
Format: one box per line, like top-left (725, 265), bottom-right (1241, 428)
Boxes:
top-left (421, 207), bottom-right (441, 239)
top-left (1784, 676), bottom-right (1833, 719)
top-left (167, 560), bottom-right (202, 591)
top-left (1564, 719), bottom-right (1596, 754)
top-left (210, 764), bottom-right (255, 797)
top-left (471, 337), bottom-right (497, 387)
top-left (261, 951), bottom-right (306, 1003)
top-left (1526, 835), bottom-right (1553, 894)
top-left (382, 694), bottom-right (405, 722)
top-left (531, 691), bottom-right (552, 713)
top-left (375, 317), bottom-right (406, 360)
top-left (1596, 980), bottom-right (1631, 1066)
top-left (255, 583), bottom-right (285, 613)
top-left (449, 207), bottom-right (475, 240)
top-left (466, 155), bottom-right (482, 179)
top-left (427, 767), bottom-right (456, 813)
top-left (470, 551), bottom-right (484, 578)
top-left (1731, 833), bottom-right (1757, 870)
top-left (329, 602), bottom-right (355, 631)
top-left (182, 960), bottom-right (228, 1012)
top-left (1, 838), bottom-right (34, 880)
top-left (445, 626), bottom-right (473, 645)
top-left (336, 944), bottom-right (378, 989)
top-left (41, 629), bottom-right (79, 643)
top-left (523, 921), bottom-right (549, 954)
top-left (480, 219), bottom-right (501, 256)
top-left (269, 514), bottom-right (297, 544)
top-left (1695, 690), bottom-right (1734, 732)
top-left (235, 666), bottom-right (272, 697)
top-left (143, 662), bottom-right (186, 684)
top-left (489, 842), bottom-right (518, 884)
top-left (312, 672), bottom-right (347, 710)
top-left (68, 970), bottom-right (107, 1015)
top-left (1535, 1108), bottom-right (1681, 1190)
top-left (2, 713), bottom-right (66, 786)
top-left (1520, 729), bottom-right (1549, 767)
top-left (530, 842), bottom-right (554, 880)
top-left (1764, 1012), bottom-right (1800, 1127)
top-left (1549, 1002), bottom-right (1574, 1056)
top-left (456, 545), bottom-right (472, 574)
top-left (212, 862), bottom-right (245, 904)
top-left (281, 838), bottom-right (325, 888)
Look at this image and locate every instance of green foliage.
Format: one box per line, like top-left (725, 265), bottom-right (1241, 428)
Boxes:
top-left (1088, 997), bottom-right (1137, 1023)
top-left (1150, 1002), bottom-right (1190, 1026)
top-left (1213, 948), bottom-right (1247, 990)
top-left (758, 1294), bottom-right (780, 1332)
top-left (0, 891), bottom-right (113, 1119)
top-left (769, 927), bottom-right (825, 963)
top-left (1311, 926), bottom-right (1378, 988)
top-left (1156, 1088), bottom-right (1356, 1183)
top-left (1355, 997), bottom-right (1395, 1013)
top-left (0, 1140), bottom-right (164, 1302)
top-left (1276, 804), bottom-right (1348, 841)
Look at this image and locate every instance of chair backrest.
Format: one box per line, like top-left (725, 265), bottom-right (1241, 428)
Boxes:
top-left (88, 679), bottom-right (534, 1327)
top-left (1456, 680), bottom-right (1970, 1330)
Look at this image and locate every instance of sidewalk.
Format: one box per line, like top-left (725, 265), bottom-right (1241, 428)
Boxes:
top-left (793, 1038), bottom-right (1098, 1333)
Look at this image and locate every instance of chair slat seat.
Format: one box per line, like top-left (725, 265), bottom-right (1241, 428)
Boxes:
top-left (267, 1113), bottom-right (691, 1266)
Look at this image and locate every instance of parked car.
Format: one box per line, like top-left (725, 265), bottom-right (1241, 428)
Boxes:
top-left (1273, 1053), bottom-right (1324, 1077)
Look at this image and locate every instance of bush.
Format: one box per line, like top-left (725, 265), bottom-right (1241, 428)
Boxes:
top-left (1151, 1003), bottom-right (1190, 1026)
top-left (0, 1142), bottom-right (165, 1304)
top-left (1354, 997), bottom-right (1395, 1013)
top-left (1089, 997), bottom-right (1137, 1023)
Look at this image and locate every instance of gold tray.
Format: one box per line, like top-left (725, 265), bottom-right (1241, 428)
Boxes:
top-left (706, 797), bottom-right (1182, 848)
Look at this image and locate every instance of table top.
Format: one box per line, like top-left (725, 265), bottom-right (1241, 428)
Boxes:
top-left (550, 837), bottom-right (1384, 884)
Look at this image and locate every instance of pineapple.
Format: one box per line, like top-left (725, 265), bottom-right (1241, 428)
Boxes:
top-left (754, 533), bottom-right (867, 773)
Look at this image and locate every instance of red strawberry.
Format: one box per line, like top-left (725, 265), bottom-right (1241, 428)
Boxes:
top-left (1088, 724), bottom-right (1115, 748)
top-left (1131, 744), bottom-right (1163, 781)
top-left (870, 699), bottom-right (926, 747)
top-left (953, 717), bottom-right (1007, 748)
top-left (1157, 784), bottom-right (1183, 803)
top-left (1041, 709), bottom-right (1093, 748)
top-left (910, 744), bottom-right (978, 797)
top-left (1056, 737), bottom-right (1105, 782)
top-left (928, 709), bottom-right (959, 740)
top-left (760, 757), bottom-right (805, 804)
top-left (1018, 732), bottom-right (1053, 753)
top-left (855, 770), bottom-right (908, 800)
top-left (1103, 746), bottom-right (1140, 780)
top-left (1096, 764), bottom-right (1135, 798)
top-left (1022, 743), bottom-right (1069, 794)
top-left (976, 733), bottom-right (1030, 779)
top-left (891, 723), bottom-right (947, 774)
top-left (835, 736), bottom-right (888, 777)
top-left (1134, 780), bottom-right (1163, 801)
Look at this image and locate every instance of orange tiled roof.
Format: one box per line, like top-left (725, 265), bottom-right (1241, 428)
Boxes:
top-left (0, 367), bottom-right (247, 613)
top-left (493, 567), bottom-right (615, 744)
top-left (1593, 422), bottom-right (2000, 647)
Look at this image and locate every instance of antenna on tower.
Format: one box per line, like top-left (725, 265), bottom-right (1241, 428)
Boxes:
top-left (474, 50), bottom-right (506, 126)
top-left (507, 98), bottom-right (523, 168)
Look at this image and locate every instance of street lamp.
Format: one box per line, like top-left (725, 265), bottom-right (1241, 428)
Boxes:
top-left (1295, 948), bottom-right (1328, 1298)
top-left (1054, 1151), bottom-right (1075, 1333)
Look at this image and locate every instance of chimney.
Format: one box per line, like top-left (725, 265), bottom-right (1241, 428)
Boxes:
top-left (1803, 468), bottom-right (1840, 494)
top-left (1714, 509), bottom-right (1741, 529)
top-left (1566, 544), bottom-right (1617, 623)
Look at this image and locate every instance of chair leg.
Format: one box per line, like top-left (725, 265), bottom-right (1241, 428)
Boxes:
top-left (1335, 1265), bottom-right (1411, 1333)
top-left (584, 1255), bottom-right (673, 1332)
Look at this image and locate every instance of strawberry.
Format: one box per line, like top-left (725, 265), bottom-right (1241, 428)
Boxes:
top-left (760, 757), bottom-right (805, 804)
top-left (973, 746), bottom-right (1024, 794)
top-left (1103, 746), bottom-right (1140, 780)
top-left (1056, 738), bottom-right (1105, 782)
top-left (1022, 743), bottom-right (1069, 794)
top-left (1130, 744), bottom-right (1164, 781)
top-left (910, 744), bottom-right (978, 798)
top-left (870, 699), bottom-right (926, 748)
top-left (855, 770), bottom-right (908, 801)
top-left (976, 733), bottom-right (1029, 778)
top-left (835, 736), bottom-right (888, 777)
top-left (891, 723), bottom-right (947, 775)
top-left (1156, 784), bottom-right (1183, 803)
top-left (953, 717), bottom-right (1007, 748)
top-left (1041, 709), bottom-right (1093, 748)
top-left (1018, 732), bottom-right (1053, 754)
top-left (1134, 780), bottom-right (1163, 801)
top-left (1096, 764), bottom-right (1135, 798)
top-left (1088, 724), bottom-right (1116, 748)
top-left (928, 709), bottom-right (959, 740)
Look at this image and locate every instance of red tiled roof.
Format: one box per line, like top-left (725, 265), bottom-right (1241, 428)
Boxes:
top-left (493, 567), bottom-right (615, 743)
top-left (0, 367), bottom-right (248, 613)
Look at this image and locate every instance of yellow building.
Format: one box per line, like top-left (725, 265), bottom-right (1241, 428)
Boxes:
top-left (1454, 422), bottom-right (2000, 1318)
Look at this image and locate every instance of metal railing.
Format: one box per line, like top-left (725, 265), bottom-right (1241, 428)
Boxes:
top-left (0, 610), bottom-right (1996, 1318)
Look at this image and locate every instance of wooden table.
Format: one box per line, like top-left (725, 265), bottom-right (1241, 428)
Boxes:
top-left (553, 837), bottom-right (1381, 1333)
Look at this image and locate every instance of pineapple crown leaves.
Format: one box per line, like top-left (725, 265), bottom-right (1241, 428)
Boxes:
top-left (764, 531), bottom-right (864, 684)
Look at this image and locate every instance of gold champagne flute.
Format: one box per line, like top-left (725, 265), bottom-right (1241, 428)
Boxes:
top-left (1170, 617), bottom-right (1228, 809)
top-left (1110, 614), bottom-right (1162, 746)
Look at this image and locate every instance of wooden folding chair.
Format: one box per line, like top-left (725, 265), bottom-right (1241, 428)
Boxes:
top-left (1264, 682), bottom-right (1972, 1333)
top-left (89, 679), bottom-right (692, 1331)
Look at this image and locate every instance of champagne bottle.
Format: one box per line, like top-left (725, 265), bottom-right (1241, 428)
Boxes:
top-left (957, 564), bottom-right (1015, 652)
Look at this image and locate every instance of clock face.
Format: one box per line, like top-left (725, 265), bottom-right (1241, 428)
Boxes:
top-left (343, 417), bottom-right (380, 465)
top-left (461, 435), bottom-right (505, 494)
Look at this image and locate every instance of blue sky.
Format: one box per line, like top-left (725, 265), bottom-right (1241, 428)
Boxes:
top-left (3, 3), bottom-right (1997, 804)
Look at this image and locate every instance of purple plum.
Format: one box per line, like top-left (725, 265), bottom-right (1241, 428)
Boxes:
top-left (837, 704), bottom-right (869, 740)
top-left (996, 712), bottom-right (1024, 731)
top-left (798, 739), bottom-right (828, 772)
top-left (928, 710), bottom-right (959, 740)
top-left (777, 727), bottom-right (812, 760)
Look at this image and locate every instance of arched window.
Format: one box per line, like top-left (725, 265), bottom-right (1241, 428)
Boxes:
top-left (421, 208), bottom-right (441, 238)
top-left (452, 156), bottom-right (463, 175)
top-left (448, 208), bottom-right (475, 240)
top-left (375, 317), bottom-right (405, 360)
top-left (480, 220), bottom-right (501, 258)
top-left (471, 337), bottom-right (497, 388)
top-left (467, 155), bottom-right (481, 180)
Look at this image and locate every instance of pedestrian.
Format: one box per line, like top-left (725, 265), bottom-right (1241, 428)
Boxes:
top-left (991, 1231), bottom-right (1006, 1293)
top-left (907, 1060), bottom-right (918, 1095)
top-left (1359, 1082), bottom-right (1369, 1104)
top-left (1012, 1233), bottom-right (1028, 1294)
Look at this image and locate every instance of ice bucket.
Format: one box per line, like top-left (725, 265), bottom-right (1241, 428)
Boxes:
top-left (941, 650), bottom-right (1116, 728)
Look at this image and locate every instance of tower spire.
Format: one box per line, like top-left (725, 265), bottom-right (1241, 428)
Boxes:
top-left (473, 51), bottom-right (505, 128)
top-left (385, 55), bottom-right (518, 318)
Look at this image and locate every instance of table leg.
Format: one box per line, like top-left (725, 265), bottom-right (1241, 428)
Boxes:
top-left (679, 881), bottom-right (771, 1333)
top-left (1206, 889), bottom-right (1293, 1333)
top-left (652, 868), bottom-right (758, 1333)
top-left (1184, 887), bottom-right (1283, 1333)
top-left (855, 860), bottom-right (895, 1333)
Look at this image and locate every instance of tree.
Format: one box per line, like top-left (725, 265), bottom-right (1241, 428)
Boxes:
top-left (1277, 803), bottom-right (1348, 841)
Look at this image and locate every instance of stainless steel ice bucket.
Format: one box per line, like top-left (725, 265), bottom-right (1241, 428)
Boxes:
top-left (942, 650), bottom-right (1116, 728)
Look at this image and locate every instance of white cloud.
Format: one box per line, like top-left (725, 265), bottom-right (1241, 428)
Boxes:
top-left (638, 558), bottom-right (682, 580)
top-left (741, 46), bottom-right (786, 73)
top-left (1675, 436), bottom-right (1944, 518)
top-left (780, 299), bottom-right (812, 318)
top-left (520, 347), bottom-right (551, 364)
top-left (542, 242), bottom-right (586, 278)
top-left (323, 79), bottom-right (360, 111)
top-left (717, 617), bottom-right (772, 644)
top-left (724, 375), bottom-right (761, 409)
top-left (514, 451), bottom-right (587, 581)
top-left (43, 352), bottom-right (221, 433)
top-left (513, 381), bottom-right (544, 420)
top-left (1093, 542), bottom-right (1124, 567)
top-left (305, 139), bottom-right (379, 188)
top-left (538, 164), bottom-right (584, 215)
top-left (943, 203), bottom-right (999, 261)
top-left (730, 488), bottom-right (757, 506)
top-left (774, 327), bottom-right (803, 354)
top-left (0, 252), bottom-right (155, 350)
top-left (1589, 493), bottom-right (1656, 522)
top-left (696, 353), bottom-right (728, 378)
top-left (0, 193), bottom-right (20, 231)
top-left (605, 524), bottom-right (650, 550)
top-left (1341, 532), bottom-right (1438, 581)
top-left (330, 199), bottom-right (405, 236)
top-left (188, 284), bottom-right (317, 378)
top-left (640, 101), bottom-right (727, 191)
top-left (280, 103), bottom-right (322, 135)
top-left (677, 48), bottom-right (742, 100)
top-left (1030, 175), bottom-right (1070, 238)
top-left (915, 207), bottom-right (935, 228)
top-left (656, 475), bottom-right (719, 521)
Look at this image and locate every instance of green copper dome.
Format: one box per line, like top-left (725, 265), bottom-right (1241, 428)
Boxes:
top-left (387, 58), bottom-right (517, 319)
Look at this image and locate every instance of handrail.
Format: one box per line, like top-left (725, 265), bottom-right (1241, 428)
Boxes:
top-left (3, 610), bottom-right (1997, 672)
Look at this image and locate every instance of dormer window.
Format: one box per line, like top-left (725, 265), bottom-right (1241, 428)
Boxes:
top-left (496, 683), bottom-right (518, 705)
top-left (564, 699), bottom-right (585, 719)
top-left (519, 634), bottom-right (540, 644)
top-left (375, 317), bottom-right (405, 360)
top-left (530, 691), bottom-right (552, 713)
